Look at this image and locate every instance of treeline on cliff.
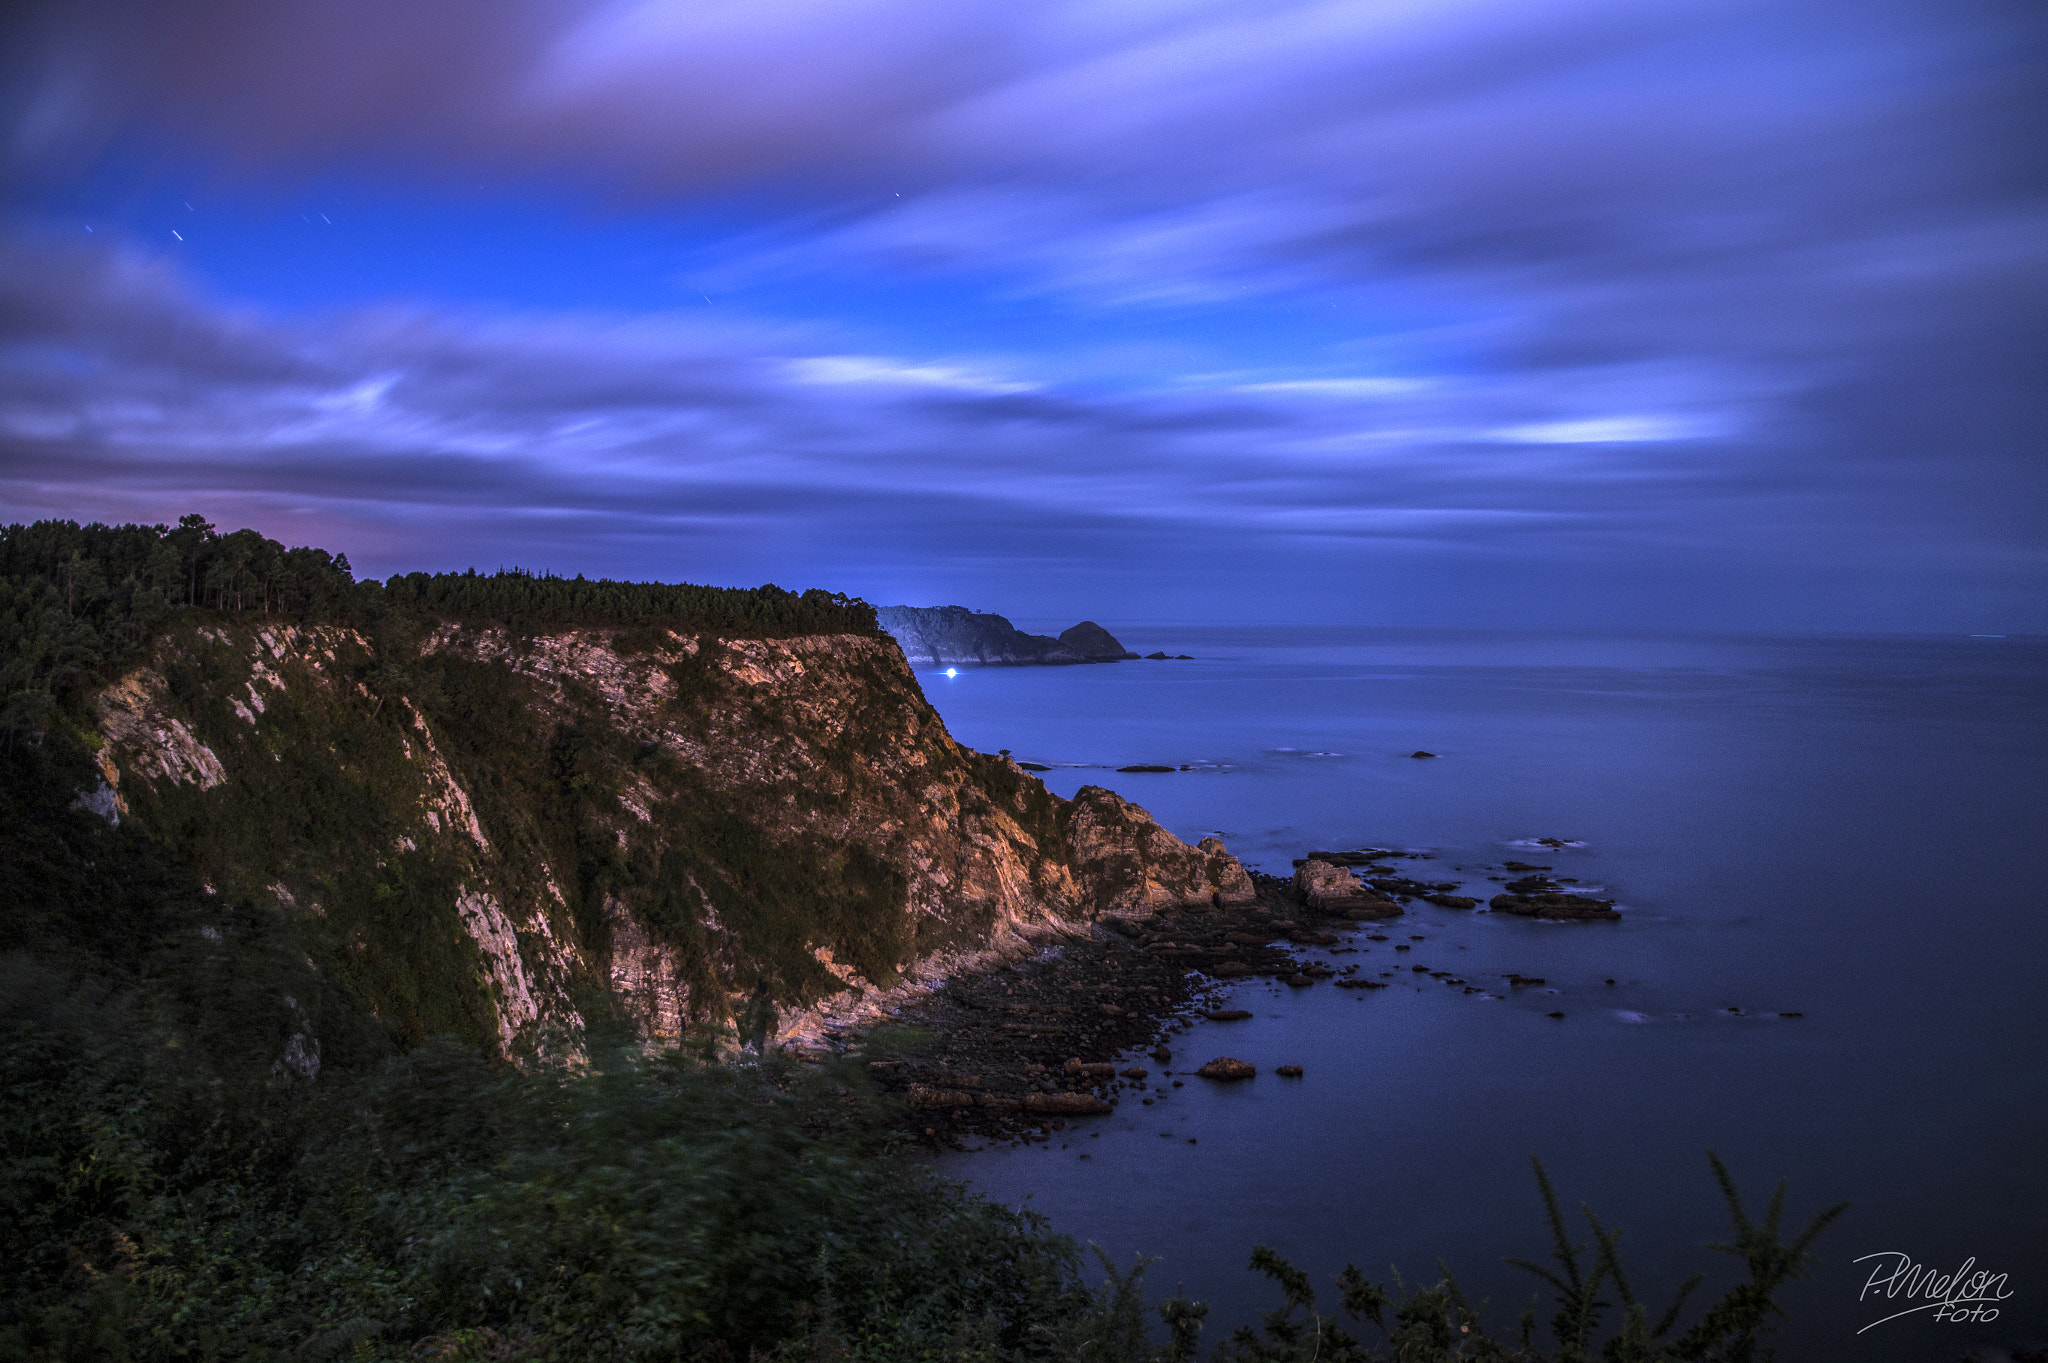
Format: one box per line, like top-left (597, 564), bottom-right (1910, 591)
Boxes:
top-left (0, 515), bottom-right (877, 734)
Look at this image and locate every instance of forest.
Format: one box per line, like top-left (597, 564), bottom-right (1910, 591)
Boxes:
top-left (1, 515), bottom-right (876, 740)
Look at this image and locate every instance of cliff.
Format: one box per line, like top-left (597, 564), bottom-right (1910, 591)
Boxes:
top-left (1059, 620), bottom-right (1140, 660)
top-left (876, 605), bottom-right (1078, 665)
top-left (80, 616), bottom-right (1253, 1060)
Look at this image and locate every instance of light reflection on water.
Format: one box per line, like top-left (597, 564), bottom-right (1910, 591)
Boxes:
top-left (920, 628), bottom-right (2048, 1362)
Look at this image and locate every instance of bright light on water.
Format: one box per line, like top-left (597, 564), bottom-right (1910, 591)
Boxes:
top-left (944, 667), bottom-right (958, 677)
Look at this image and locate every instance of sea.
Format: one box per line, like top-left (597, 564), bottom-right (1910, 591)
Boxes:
top-left (915, 626), bottom-right (2047, 1362)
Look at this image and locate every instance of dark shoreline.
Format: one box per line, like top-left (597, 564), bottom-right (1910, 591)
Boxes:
top-left (852, 866), bottom-right (1450, 1149)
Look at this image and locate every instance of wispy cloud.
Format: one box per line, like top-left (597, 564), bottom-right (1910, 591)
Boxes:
top-left (1, 0), bottom-right (2043, 627)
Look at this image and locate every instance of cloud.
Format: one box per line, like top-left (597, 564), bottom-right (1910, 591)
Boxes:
top-left (1490, 416), bottom-right (1722, 445)
top-left (2, 0), bottom-right (2044, 626)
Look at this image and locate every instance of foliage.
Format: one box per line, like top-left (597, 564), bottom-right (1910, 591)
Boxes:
top-left (379, 568), bottom-right (876, 638)
top-left (1198, 1154), bottom-right (1846, 1363)
top-left (1, 515), bottom-right (877, 742)
top-left (0, 743), bottom-right (1096, 1361)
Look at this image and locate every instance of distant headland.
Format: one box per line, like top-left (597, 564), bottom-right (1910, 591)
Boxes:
top-left (877, 605), bottom-right (1176, 666)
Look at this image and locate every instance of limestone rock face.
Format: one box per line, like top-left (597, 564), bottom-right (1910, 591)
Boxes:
top-left (86, 617), bottom-right (1254, 1062)
top-left (1058, 621), bottom-right (1139, 660)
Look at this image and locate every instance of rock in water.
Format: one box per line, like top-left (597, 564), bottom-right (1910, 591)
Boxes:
top-left (1196, 1057), bottom-right (1256, 1080)
top-left (1489, 892), bottom-right (1620, 920)
top-left (1059, 620), bottom-right (1140, 660)
top-left (1293, 859), bottom-right (1403, 916)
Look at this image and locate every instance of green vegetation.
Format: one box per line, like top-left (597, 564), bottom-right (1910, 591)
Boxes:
top-left (2, 515), bottom-right (877, 737)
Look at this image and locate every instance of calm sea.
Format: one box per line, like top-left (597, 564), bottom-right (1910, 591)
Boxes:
top-left (918, 626), bottom-right (2047, 1361)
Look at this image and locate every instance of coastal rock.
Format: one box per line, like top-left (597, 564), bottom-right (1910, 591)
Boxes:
top-left (1196, 1057), bottom-right (1256, 1080)
top-left (1065, 797), bottom-right (1259, 917)
top-left (87, 617), bottom-right (1263, 1062)
top-left (1293, 859), bottom-right (1401, 916)
top-left (1489, 892), bottom-right (1620, 920)
top-left (1058, 621), bottom-right (1140, 661)
top-left (1024, 1092), bottom-right (1114, 1115)
top-left (1423, 894), bottom-right (1479, 909)
top-left (875, 605), bottom-right (1083, 666)
top-left (1206, 1009), bottom-right (1253, 1021)
top-left (1275, 1065), bottom-right (1303, 1077)
top-left (1410, 751), bottom-right (1437, 759)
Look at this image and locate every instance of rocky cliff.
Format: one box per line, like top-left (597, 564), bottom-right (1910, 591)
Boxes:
top-left (82, 617), bottom-right (1252, 1060)
top-left (873, 605), bottom-right (1079, 665)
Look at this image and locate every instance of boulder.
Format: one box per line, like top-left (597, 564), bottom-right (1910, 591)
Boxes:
top-left (1275, 1065), bottom-right (1304, 1077)
top-left (1195, 1057), bottom-right (1256, 1080)
top-left (1294, 859), bottom-right (1400, 914)
top-left (1206, 1008), bottom-right (1253, 1021)
top-left (1410, 750), bottom-right (1437, 759)
top-left (1065, 789), bottom-right (1258, 913)
top-left (1424, 894), bottom-right (1479, 909)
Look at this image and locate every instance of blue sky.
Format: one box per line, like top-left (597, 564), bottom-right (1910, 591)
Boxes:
top-left (3, 0), bottom-right (2043, 629)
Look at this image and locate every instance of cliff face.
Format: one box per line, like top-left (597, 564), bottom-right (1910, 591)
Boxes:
top-left (84, 619), bottom-right (1252, 1058)
top-left (875, 605), bottom-right (1082, 666)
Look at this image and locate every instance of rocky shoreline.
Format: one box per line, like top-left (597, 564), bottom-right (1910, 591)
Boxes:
top-left (840, 845), bottom-right (1611, 1148)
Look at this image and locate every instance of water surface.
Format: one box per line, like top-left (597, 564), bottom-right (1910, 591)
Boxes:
top-left (920, 627), bottom-right (2047, 1360)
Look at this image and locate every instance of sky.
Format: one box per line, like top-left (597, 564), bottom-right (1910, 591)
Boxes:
top-left (2, 0), bottom-right (2043, 631)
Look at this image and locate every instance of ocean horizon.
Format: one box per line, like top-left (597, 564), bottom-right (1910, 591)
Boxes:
top-left (919, 623), bottom-right (2046, 1361)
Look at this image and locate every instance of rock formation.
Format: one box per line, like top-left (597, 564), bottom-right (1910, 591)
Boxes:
top-left (1057, 621), bottom-right (1139, 660)
top-left (876, 607), bottom-right (1145, 666)
top-left (1292, 859), bottom-right (1403, 917)
top-left (875, 606), bottom-right (1081, 666)
top-left (83, 617), bottom-right (1256, 1060)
